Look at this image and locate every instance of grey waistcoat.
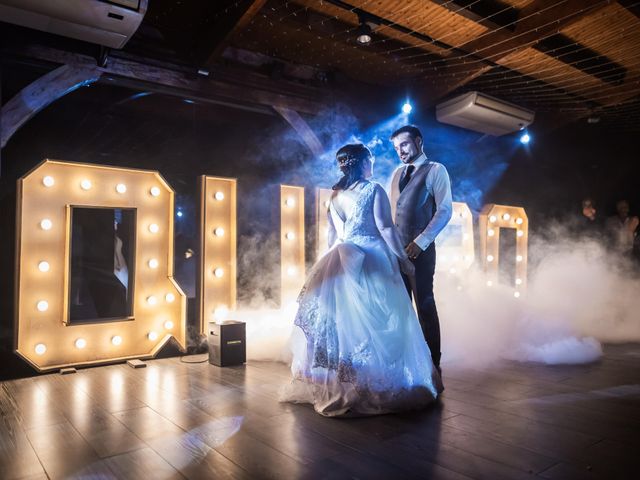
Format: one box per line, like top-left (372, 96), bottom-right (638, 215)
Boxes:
top-left (395, 162), bottom-right (436, 247)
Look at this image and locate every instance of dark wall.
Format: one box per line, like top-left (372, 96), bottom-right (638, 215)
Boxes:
top-left (488, 122), bottom-right (639, 230)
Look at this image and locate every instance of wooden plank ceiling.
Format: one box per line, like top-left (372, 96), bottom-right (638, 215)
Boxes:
top-left (220, 0), bottom-right (640, 129)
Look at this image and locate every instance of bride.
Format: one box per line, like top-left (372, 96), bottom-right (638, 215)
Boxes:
top-left (281, 143), bottom-right (442, 417)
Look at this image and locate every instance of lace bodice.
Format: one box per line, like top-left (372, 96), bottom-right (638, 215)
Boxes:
top-left (330, 181), bottom-right (380, 245)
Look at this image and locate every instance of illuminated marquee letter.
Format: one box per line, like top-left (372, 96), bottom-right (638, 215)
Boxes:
top-left (479, 204), bottom-right (529, 295)
top-left (435, 201), bottom-right (475, 272)
top-left (15, 160), bottom-right (186, 371)
top-left (198, 176), bottom-right (237, 333)
top-left (281, 185), bottom-right (305, 306)
top-left (315, 187), bottom-right (333, 259)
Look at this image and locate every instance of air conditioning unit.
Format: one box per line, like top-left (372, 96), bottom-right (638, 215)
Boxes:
top-left (0, 0), bottom-right (148, 49)
top-left (436, 91), bottom-right (534, 136)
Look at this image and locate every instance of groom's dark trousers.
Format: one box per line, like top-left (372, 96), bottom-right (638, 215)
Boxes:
top-left (402, 243), bottom-right (441, 368)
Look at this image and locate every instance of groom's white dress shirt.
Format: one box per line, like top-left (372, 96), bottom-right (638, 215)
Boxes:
top-left (389, 153), bottom-right (453, 251)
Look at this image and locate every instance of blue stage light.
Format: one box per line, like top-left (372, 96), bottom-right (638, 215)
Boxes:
top-left (402, 102), bottom-right (412, 114)
top-left (520, 132), bottom-right (531, 144)
top-left (177, 210), bottom-right (183, 218)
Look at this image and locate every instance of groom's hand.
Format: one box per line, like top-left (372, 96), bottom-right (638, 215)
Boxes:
top-left (405, 242), bottom-right (423, 260)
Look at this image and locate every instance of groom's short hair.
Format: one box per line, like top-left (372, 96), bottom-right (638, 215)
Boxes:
top-left (390, 125), bottom-right (423, 142)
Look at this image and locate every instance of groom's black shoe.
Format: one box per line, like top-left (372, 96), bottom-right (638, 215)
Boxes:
top-left (435, 365), bottom-right (444, 392)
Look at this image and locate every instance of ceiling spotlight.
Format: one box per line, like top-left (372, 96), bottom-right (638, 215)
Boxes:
top-left (520, 133), bottom-right (531, 145)
top-left (356, 22), bottom-right (373, 45)
top-left (355, 13), bottom-right (377, 45)
top-left (402, 102), bottom-right (413, 115)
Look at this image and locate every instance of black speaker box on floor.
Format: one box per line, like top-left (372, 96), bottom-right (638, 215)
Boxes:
top-left (208, 321), bottom-right (246, 367)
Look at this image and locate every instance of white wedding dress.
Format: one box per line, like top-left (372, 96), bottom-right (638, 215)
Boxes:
top-left (281, 181), bottom-right (442, 417)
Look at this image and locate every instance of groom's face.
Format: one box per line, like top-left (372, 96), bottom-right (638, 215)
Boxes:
top-left (392, 132), bottom-right (422, 164)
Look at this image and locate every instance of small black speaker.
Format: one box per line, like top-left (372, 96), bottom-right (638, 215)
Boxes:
top-left (208, 321), bottom-right (246, 367)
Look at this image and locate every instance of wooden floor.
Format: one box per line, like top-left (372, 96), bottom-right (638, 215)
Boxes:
top-left (1, 344), bottom-right (639, 480)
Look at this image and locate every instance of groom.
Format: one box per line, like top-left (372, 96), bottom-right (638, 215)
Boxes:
top-left (389, 125), bottom-right (452, 371)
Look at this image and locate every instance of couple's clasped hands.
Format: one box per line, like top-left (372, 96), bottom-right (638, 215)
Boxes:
top-left (400, 241), bottom-right (422, 277)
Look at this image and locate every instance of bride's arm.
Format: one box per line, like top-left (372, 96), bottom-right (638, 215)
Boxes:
top-left (327, 207), bottom-right (337, 248)
top-left (373, 184), bottom-right (411, 265)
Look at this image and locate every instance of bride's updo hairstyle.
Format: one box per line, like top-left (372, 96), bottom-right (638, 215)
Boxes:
top-left (332, 143), bottom-right (372, 191)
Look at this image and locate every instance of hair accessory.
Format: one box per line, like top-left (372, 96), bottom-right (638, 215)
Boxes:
top-left (338, 155), bottom-right (360, 168)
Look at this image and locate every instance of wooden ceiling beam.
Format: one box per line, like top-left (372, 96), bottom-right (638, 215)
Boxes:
top-left (617, 0), bottom-right (640, 19)
top-left (200, 0), bottom-right (268, 69)
top-left (425, 0), bottom-right (610, 102)
top-left (3, 44), bottom-right (327, 115)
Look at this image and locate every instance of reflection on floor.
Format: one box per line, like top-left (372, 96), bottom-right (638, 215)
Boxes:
top-left (1, 344), bottom-right (639, 479)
